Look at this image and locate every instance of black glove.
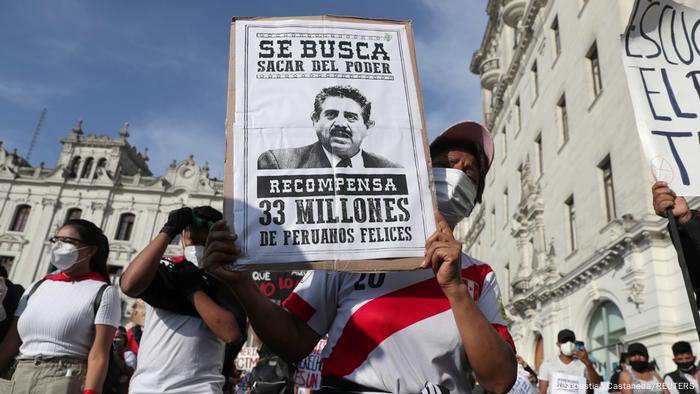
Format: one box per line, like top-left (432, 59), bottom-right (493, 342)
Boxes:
top-left (161, 260), bottom-right (205, 301)
top-left (160, 207), bottom-right (193, 240)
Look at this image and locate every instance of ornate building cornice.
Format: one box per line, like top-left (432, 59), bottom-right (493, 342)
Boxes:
top-left (508, 214), bottom-right (668, 316)
top-left (470, 0), bottom-right (548, 130)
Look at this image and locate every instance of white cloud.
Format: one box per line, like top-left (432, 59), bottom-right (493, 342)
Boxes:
top-left (414, 0), bottom-right (487, 139)
top-left (0, 79), bottom-right (72, 109)
top-left (129, 111), bottom-right (226, 180)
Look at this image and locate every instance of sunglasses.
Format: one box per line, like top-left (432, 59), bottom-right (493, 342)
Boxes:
top-left (49, 236), bottom-right (84, 246)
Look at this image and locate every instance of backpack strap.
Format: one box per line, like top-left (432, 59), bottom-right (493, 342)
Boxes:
top-left (25, 278), bottom-right (46, 300)
top-left (93, 284), bottom-right (109, 317)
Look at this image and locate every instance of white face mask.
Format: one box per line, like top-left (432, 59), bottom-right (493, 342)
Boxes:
top-left (433, 167), bottom-right (477, 228)
top-left (560, 342), bottom-right (576, 356)
top-left (184, 245), bottom-right (205, 268)
top-left (0, 278), bottom-right (7, 321)
top-left (50, 241), bottom-right (87, 272)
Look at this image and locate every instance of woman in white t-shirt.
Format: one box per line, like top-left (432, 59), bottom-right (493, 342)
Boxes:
top-left (0, 219), bottom-right (121, 394)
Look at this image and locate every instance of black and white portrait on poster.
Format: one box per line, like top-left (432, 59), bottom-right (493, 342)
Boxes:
top-left (225, 16), bottom-right (436, 270)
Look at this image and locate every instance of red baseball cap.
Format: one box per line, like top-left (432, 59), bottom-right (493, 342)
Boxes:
top-left (429, 121), bottom-right (494, 174)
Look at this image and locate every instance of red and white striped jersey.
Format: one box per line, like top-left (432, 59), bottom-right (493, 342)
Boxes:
top-left (282, 253), bottom-right (515, 393)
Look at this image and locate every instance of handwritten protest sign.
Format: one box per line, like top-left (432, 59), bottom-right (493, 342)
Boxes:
top-left (225, 16), bottom-right (436, 270)
top-left (251, 270), bottom-right (304, 302)
top-left (293, 339), bottom-right (327, 390)
top-left (622, 0), bottom-right (700, 196)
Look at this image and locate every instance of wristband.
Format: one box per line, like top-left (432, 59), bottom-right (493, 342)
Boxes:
top-left (83, 390), bottom-right (99, 394)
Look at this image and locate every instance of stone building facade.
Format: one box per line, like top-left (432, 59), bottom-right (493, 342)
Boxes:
top-left (464, 0), bottom-right (700, 377)
top-left (0, 121), bottom-right (223, 319)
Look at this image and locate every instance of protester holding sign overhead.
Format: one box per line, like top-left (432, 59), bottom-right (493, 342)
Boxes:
top-left (120, 206), bottom-right (247, 394)
top-left (206, 121), bottom-right (517, 394)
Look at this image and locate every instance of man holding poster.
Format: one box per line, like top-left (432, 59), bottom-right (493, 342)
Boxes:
top-left (207, 121), bottom-right (517, 393)
top-left (257, 85), bottom-right (401, 169)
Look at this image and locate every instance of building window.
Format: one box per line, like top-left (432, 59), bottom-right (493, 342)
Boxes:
top-left (558, 94), bottom-right (569, 144)
top-left (501, 127), bottom-right (507, 160)
top-left (80, 157), bottom-right (94, 179)
top-left (551, 17), bottom-right (561, 58)
top-left (491, 208), bottom-right (496, 243)
top-left (107, 265), bottom-right (123, 286)
top-left (65, 208), bottom-right (82, 222)
top-left (68, 156), bottom-right (81, 179)
top-left (531, 62), bottom-right (539, 99)
top-left (95, 158), bottom-right (107, 178)
top-left (504, 263), bottom-right (511, 302)
top-left (0, 256), bottom-right (14, 275)
top-left (9, 205), bottom-right (31, 232)
top-left (503, 189), bottom-right (509, 226)
top-left (515, 97), bottom-right (521, 131)
top-left (599, 156), bottom-right (617, 222)
top-left (565, 196), bottom-right (577, 253)
top-left (535, 134), bottom-right (543, 178)
top-left (588, 301), bottom-right (626, 380)
top-left (587, 42), bottom-right (603, 98)
top-left (115, 213), bottom-right (135, 241)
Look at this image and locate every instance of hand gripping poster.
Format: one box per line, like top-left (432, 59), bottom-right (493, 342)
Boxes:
top-left (225, 16), bottom-right (436, 271)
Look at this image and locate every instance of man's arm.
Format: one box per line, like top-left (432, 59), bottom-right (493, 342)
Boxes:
top-left (424, 212), bottom-right (516, 393)
top-left (190, 291), bottom-right (242, 343)
top-left (120, 207), bottom-right (192, 297)
top-left (574, 348), bottom-right (601, 386)
top-left (202, 220), bottom-right (320, 362)
top-left (120, 233), bottom-right (170, 297)
top-left (652, 181), bottom-right (700, 296)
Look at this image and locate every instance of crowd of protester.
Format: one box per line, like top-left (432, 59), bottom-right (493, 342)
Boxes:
top-left (0, 117), bottom-right (698, 394)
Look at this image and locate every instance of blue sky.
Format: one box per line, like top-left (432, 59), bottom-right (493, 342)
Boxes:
top-left (0, 0), bottom-right (487, 179)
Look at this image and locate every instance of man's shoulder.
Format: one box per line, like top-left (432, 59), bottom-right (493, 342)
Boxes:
top-left (361, 150), bottom-right (402, 168)
top-left (258, 142), bottom-right (323, 169)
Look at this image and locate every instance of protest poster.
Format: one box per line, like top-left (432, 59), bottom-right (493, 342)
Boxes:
top-left (549, 372), bottom-right (587, 394)
top-left (293, 339), bottom-right (327, 390)
top-left (224, 16), bottom-right (436, 271)
top-left (508, 370), bottom-right (537, 394)
top-left (251, 270), bottom-right (305, 302)
top-left (622, 0), bottom-right (700, 196)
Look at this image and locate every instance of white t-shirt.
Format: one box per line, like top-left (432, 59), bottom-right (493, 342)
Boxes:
top-left (128, 304), bottom-right (225, 394)
top-left (282, 254), bottom-right (514, 393)
top-left (15, 278), bottom-right (121, 358)
top-left (664, 372), bottom-right (700, 394)
top-left (539, 357), bottom-right (588, 394)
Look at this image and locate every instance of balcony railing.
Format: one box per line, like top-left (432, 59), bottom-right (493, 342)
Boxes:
top-left (503, 0), bottom-right (527, 27)
top-left (480, 57), bottom-right (500, 90)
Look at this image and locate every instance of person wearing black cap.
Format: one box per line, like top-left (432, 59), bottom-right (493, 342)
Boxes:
top-left (205, 122), bottom-right (517, 394)
top-left (663, 341), bottom-right (700, 394)
top-left (120, 206), bottom-right (247, 394)
top-left (619, 343), bottom-right (667, 394)
top-left (539, 329), bottom-right (602, 394)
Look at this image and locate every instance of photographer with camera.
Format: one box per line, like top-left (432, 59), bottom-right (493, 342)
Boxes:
top-left (120, 206), bottom-right (247, 394)
top-left (539, 329), bottom-right (601, 394)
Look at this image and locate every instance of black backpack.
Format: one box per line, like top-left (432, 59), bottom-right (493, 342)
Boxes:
top-left (248, 345), bottom-right (296, 394)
